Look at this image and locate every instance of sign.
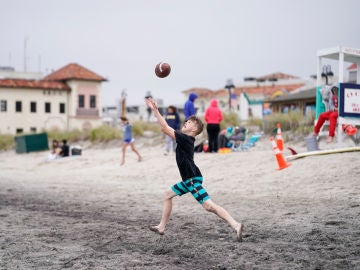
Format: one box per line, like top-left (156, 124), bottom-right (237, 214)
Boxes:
top-left (339, 83), bottom-right (360, 117)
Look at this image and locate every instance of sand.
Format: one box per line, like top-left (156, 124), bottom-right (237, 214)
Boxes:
top-left (0, 135), bottom-right (359, 269)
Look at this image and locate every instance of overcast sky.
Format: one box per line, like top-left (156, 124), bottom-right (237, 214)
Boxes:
top-left (1, 0), bottom-right (360, 106)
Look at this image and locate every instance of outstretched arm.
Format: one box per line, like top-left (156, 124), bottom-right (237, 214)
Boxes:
top-left (145, 98), bottom-right (175, 139)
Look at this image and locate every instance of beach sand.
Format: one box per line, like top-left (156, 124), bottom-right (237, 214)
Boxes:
top-left (0, 135), bottom-right (359, 269)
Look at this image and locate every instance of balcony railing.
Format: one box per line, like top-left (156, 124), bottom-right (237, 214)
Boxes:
top-left (76, 108), bottom-right (99, 116)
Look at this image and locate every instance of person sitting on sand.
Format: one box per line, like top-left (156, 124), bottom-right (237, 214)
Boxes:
top-left (120, 116), bottom-right (142, 165)
top-left (60, 139), bottom-right (69, 157)
top-left (145, 97), bottom-right (243, 241)
top-left (313, 85), bottom-right (338, 143)
top-left (47, 140), bottom-right (62, 161)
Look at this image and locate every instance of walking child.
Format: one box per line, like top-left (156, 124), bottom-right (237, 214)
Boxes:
top-left (145, 98), bottom-right (243, 241)
top-left (120, 116), bottom-right (142, 165)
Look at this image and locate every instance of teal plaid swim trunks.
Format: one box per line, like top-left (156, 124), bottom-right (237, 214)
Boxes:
top-left (171, 176), bottom-right (210, 204)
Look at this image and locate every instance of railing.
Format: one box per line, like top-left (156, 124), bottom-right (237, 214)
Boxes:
top-left (76, 108), bottom-right (99, 116)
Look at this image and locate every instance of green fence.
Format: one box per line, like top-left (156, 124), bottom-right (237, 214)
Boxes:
top-left (14, 132), bottom-right (49, 153)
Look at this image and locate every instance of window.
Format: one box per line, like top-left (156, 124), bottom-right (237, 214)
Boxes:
top-left (16, 101), bottom-right (22, 112)
top-left (59, 103), bottom-right (65, 114)
top-left (78, 95), bottom-right (85, 108)
top-left (0, 100), bottom-right (7, 112)
top-left (45, 102), bottom-right (51, 113)
top-left (30, 102), bottom-right (37, 113)
top-left (90, 95), bottom-right (96, 108)
top-left (16, 128), bottom-right (23, 134)
top-left (30, 127), bottom-right (37, 133)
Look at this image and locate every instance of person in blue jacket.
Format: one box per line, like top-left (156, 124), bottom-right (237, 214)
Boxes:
top-left (183, 93), bottom-right (198, 121)
top-left (164, 105), bottom-right (181, 155)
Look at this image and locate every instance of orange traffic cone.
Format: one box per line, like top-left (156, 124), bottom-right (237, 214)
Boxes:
top-left (270, 137), bottom-right (291, 170)
top-left (276, 123), bottom-right (284, 152)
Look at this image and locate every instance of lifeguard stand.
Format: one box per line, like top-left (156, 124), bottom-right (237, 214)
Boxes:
top-left (316, 46), bottom-right (360, 146)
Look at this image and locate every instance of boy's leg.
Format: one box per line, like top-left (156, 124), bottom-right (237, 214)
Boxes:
top-left (165, 135), bottom-right (171, 153)
top-left (121, 143), bottom-right (128, 165)
top-left (314, 111), bottom-right (330, 134)
top-left (202, 199), bottom-right (243, 241)
top-left (130, 142), bottom-right (142, 161)
top-left (328, 111), bottom-right (338, 137)
top-left (150, 189), bottom-right (177, 234)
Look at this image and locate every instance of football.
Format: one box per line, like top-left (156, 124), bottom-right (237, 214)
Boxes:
top-left (155, 62), bottom-right (171, 78)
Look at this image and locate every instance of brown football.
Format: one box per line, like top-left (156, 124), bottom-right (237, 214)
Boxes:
top-left (155, 62), bottom-right (171, 78)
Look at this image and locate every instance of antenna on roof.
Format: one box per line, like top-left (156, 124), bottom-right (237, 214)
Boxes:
top-left (24, 36), bottom-right (30, 72)
top-left (8, 53), bottom-right (12, 67)
top-left (38, 55), bottom-right (41, 73)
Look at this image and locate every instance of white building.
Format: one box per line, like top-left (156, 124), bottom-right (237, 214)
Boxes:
top-left (0, 63), bottom-right (107, 134)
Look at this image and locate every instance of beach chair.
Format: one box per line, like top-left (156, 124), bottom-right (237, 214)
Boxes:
top-left (229, 127), bottom-right (248, 152)
top-left (241, 133), bottom-right (262, 150)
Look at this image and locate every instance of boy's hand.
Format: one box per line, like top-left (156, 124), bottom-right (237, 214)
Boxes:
top-left (145, 98), bottom-right (158, 111)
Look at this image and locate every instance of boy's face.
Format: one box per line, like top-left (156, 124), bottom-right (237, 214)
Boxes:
top-left (181, 119), bottom-right (198, 135)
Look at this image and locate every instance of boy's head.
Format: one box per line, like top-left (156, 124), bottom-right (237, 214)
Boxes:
top-left (167, 105), bottom-right (176, 113)
top-left (120, 116), bottom-right (128, 123)
top-left (181, 115), bottom-right (204, 136)
top-left (331, 85), bottom-right (338, 95)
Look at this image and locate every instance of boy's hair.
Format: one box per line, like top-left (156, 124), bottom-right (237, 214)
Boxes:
top-left (168, 105), bottom-right (177, 112)
top-left (120, 116), bottom-right (128, 122)
top-left (187, 115), bottom-right (204, 136)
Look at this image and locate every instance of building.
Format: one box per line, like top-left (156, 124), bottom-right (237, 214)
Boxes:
top-left (265, 87), bottom-right (316, 115)
top-left (182, 72), bottom-right (313, 120)
top-left (0, 63), bottom-right (107, 134)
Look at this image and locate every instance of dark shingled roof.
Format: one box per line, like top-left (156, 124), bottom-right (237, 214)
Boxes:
top-left (265, 88), bottom-right (316, 103)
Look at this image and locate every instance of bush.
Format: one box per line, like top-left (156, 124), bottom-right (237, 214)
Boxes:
top-left (246, 117), bottom-right (263, 130)
top-left (47, 129), bottom-right (89, 143)
top-left (0, 134), bottom-right (14, 151)
top-left (132, 121), bottom-right (161, 136)
top-left (89, 125), bottom-right (122, 142)
top-left (263, 111), bottom-right (316, 136)
top-left (220, 112), bottom-right (240, 130)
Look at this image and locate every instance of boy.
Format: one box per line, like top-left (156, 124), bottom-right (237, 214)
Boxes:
top-left (120, 116), bottom-right (142, 165)
top-left (313, 85), bottom-right (338, 143)
top-left (145, 98), bottom-right (243, 241)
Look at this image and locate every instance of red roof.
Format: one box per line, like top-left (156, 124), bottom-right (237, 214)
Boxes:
top-left (0, 79), bottom-right (70, 91)
top-left (44, 63), bottom-right (107, 82)
top-left (233, 84), bottom-right (304, 96)
top-left (182, 87), bottom-right (216, 98)
top-left (256, 72), bottom-right (299, 80)
top-left (347, 63), bottom-right (358, 70)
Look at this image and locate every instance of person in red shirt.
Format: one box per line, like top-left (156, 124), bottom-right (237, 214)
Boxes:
top-left (314, 86), bottom-right (338, 143)
top-left (204, 99), bottom-right (223, 152)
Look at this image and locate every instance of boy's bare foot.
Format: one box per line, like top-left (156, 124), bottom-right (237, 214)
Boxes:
top-left (326, 136), bottom-right (334, 143)
top-left (149, 225), bottom-right (164, 235)
top-left (138, 156), bottom-right (142, 162)
top-left (120, 160), bottom-right (125, 166)
top-left (235, 223), bottom-right (243, 242)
